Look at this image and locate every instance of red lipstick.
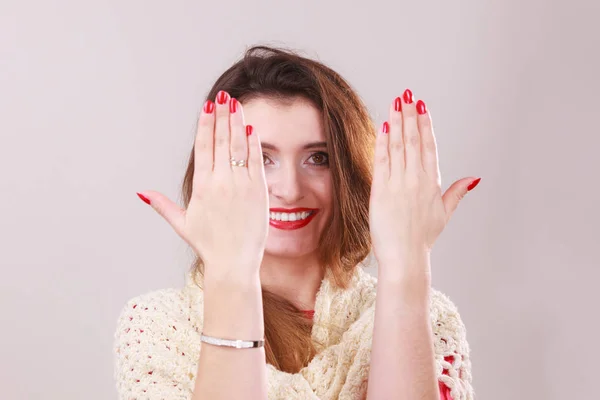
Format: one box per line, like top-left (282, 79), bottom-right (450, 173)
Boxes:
top-left (269, 208), bottom-right (319, 231)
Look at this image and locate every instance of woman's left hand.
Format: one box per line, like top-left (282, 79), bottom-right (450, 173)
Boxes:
top-left (369, 89), bottom-right (481, 274)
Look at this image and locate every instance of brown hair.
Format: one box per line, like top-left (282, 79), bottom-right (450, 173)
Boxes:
top-left (181, 45), bottom-right (375, 373)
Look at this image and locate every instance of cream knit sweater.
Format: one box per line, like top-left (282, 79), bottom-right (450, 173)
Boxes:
top-left (114, 264), bottom-right (474, 399)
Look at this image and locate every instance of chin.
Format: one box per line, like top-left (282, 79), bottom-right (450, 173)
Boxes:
top-left (264, 237), bottom-right (317, 259)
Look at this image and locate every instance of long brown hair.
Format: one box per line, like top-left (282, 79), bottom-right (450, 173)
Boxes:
top-left (182, 45), bottom-right (375, 373)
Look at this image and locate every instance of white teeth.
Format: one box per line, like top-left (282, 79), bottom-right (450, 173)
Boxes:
top-left (270, 211), bottom-right (313, 221)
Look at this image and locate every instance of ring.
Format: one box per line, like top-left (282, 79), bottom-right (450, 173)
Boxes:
top-left (230, 157), bottom-right (247, 168)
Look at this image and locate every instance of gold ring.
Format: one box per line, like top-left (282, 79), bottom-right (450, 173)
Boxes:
top-left (230, 157), bottom-right (247, 167)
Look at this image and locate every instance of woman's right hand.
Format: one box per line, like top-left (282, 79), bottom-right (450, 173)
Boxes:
top-left (136, 91), bottom-right (269, 280)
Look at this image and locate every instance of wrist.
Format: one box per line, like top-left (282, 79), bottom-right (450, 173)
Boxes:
top-left (203, 264), bottom-right (262, 289)
top-left (377, 256), bottom-right (432, 304)
top-left (202, 270), bottom-right (265, 339)
top-left (376, 251), bottom-right (431, 279)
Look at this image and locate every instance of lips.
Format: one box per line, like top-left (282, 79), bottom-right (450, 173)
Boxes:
top-left (269, 208), bottom-right (319, 231)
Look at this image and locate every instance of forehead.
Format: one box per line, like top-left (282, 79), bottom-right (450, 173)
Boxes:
top-left (242, 97), bottom-right (325, 148)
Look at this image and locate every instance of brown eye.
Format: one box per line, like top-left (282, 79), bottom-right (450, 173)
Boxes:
top-left (308, 152), bottom-right (329, 166)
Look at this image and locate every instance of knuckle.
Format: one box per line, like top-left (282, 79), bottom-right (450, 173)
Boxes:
top-left (195, 139), bottom-right (211, 152)
top-left (198, 115), bottom-right (213, 127)
top-left (216, 112), bottom-right (229, 123)
top-left (375, 153), bottom-right (388, 165)
top-left (389, 141), bottom-right (404, 153)
top-left (230, 142), bottom-right (246, 154)
top-left (214, 135), bottom-right (227, 147)
top-left (422, 139), bottom-right (436, 153)
top-left (213, 181), bottom-right (232, 196)
top-left (406, 133), bottom-right (420, 147)
top-left (390, 113), bottom-right (403, 125)
top-left (404, 176), bottom-right (420, 190)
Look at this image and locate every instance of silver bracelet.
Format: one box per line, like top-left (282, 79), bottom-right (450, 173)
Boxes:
top-left (200, 333), bottom-right (265, 349)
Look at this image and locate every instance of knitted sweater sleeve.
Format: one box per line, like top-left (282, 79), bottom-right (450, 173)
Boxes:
top-left (430, 290), bottom-right (475, 400)
top-left (114, 289), bottom-right (198, 400)
top-left (113, 284), bottom-right (474, 400)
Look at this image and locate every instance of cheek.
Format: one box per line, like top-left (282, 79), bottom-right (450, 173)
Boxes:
top-left (312, 175), bottom-right (333, 211)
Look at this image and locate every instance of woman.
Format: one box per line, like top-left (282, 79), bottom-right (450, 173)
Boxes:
top-left (114, 46), bottom-right (479, 400)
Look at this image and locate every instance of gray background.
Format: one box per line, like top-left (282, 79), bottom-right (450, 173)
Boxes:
top-left (2, 0), bottom-right (598, 398)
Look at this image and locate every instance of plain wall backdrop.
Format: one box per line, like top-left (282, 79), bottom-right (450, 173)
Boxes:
top-left (1, 0), bottom-right (599, 398)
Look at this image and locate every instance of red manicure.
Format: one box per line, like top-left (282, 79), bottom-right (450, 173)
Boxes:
top-left (216, 90), bottom-right (230, 105)
top-left (203, 100), bottom-right (214, 114)
top-left (394, 97), bottom-right (402, 112)
top-left (382, 121), bottom-right (389, 134)
top-left (416, 100), bottom-right (427, 115)
top-left (230, 98), bottom-right (238, 113)
top-left (137, 192), bottom-right (151, 205)
top-left (403, 89), bottom-right (414, 104)
top-left (467, 178), bottom-right (481, 191)
top-left (246, 125), bottom-right (253, 136)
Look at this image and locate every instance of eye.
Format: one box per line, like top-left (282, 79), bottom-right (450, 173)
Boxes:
top-left (307, 151), bottom-right (329, 166)
top-left (262, 153), bottom-right (273, 165)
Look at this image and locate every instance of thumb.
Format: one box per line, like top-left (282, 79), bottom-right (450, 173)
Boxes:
top-left (136, 191), bottom-right (186, 236)
top-left (441, 177), bottom-right (481, 220)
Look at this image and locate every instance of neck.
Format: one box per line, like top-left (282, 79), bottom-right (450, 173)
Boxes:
top-left (259, 252), bottom-right (325, 310)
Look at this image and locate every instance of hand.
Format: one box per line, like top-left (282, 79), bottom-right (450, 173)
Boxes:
top-left (136, 91), bottom-right (269, 278)
top-left (369, 89), bottom-right (481, 272)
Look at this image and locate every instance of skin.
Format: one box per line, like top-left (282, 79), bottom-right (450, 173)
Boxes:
top-left (366, 92), bottom-right (478, 399)
top-left (140, 89), bottom-right (479, 400)
top-left (243, 97), bottom-right (331, 310)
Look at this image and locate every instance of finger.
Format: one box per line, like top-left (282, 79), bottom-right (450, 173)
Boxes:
top-left (246, 125), bottom-right (266, 183)
top-left (229, 98), bottom-right (249, 178)
top-left (416, 100), bottom-right (441, 187)
top-left (388, 96), bottom-right (405, 178)
top-left (372, 121), bottom-right (390, 186)
top-left (441, 177), bottom-right (481, 221)
top-left (400, 89), bottom-right (423, 174)
top-left (213, 90), bottom-right (232, 173)
top-left (136, 191), bottom-right (186, 238)
top-left (193, 100), bottom-right (215, 191)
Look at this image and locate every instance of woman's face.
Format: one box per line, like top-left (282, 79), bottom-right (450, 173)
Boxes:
top-left (242, 97), bottom-right (333, 259)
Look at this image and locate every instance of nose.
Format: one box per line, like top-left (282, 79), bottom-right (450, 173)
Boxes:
top-left (268, 164), bottom-right (304, 204)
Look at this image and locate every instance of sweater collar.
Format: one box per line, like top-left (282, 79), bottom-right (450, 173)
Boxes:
top-left (182, 263), bottom-right (376, 349)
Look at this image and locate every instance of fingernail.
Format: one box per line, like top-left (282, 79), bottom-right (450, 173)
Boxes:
top-left (416, 100), bottom-right (427, 115)
top-left (403, 89), bottom-right (414, 104)
top-left (203, 100), bottom-right (214, 114)
top-left (230, 98), bottom-right (238, 113)
top-left (467, 178), bottom-right (481, 191)
top-left (382, 121), bottom-right (389, 134)
top-left (216, 90), bottom-right (230, 105)
top-left (137, 192), bottom-right (151, 205)
top-left (246, 125), bottom-right (253, 136)
top-left (394, 97), bottom-right (402, 112)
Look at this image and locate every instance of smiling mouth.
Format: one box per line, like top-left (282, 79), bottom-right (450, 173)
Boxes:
top-left (268, 209), bottom-right (319, 230)
top-left (269, 210), bottom-right (315, 222)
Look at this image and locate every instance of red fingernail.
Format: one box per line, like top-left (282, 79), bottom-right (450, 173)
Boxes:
top-left (416, 100), bottom-right (427, 115)
top-left (382, 121), bottom-right (389, 134)
top-left (246, 125), bottom-right (253, 136)
top-left (403, 89), bottom-right (414, 104)
top-left (137, 192), bottom-right (151, 205)
top-left (216, 90), bottom-right (230, 105)
top-left (230, 98), bottom-right (238, 113)
top-left (394, 97), bottom-right (402, 112)
top-left (203, 100), bottom-right (214, 114)
top-left (467, 178), bottom-right (481, 191)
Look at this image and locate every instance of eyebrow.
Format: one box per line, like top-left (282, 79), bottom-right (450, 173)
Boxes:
top-left (261, 141), bottom-right (328, 151)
